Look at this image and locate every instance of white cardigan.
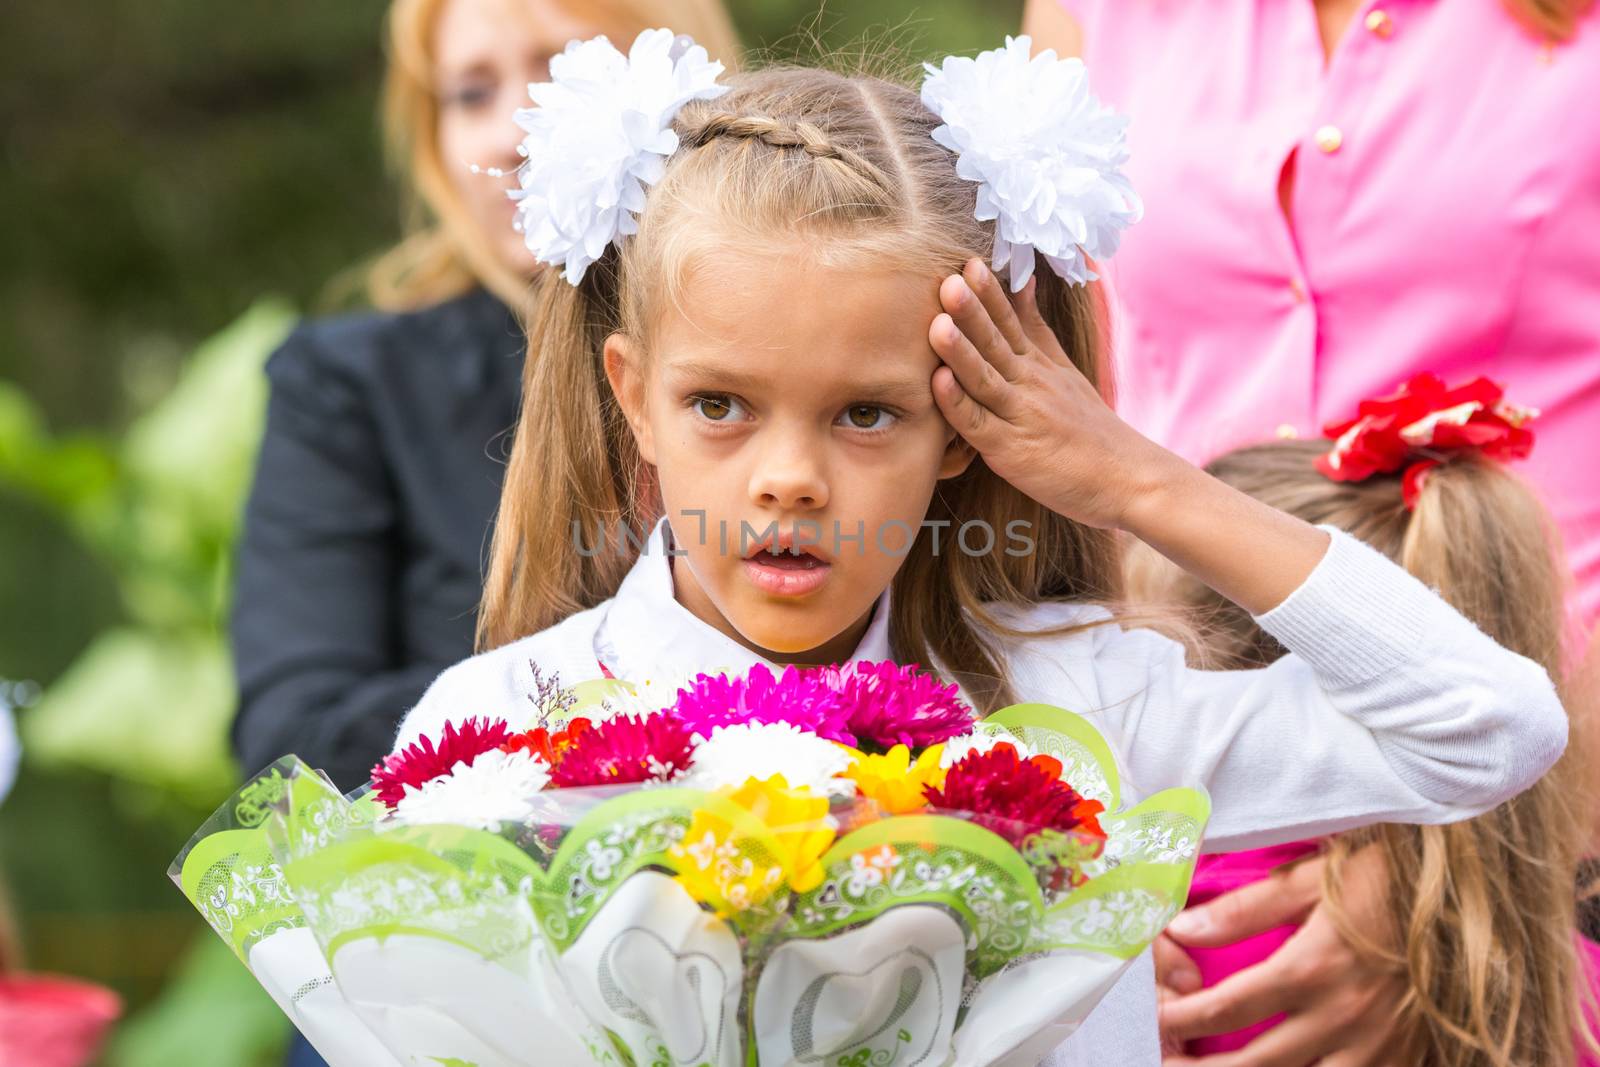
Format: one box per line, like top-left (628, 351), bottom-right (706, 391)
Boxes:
top-left (396, 520), bottom-right (1567, 1064)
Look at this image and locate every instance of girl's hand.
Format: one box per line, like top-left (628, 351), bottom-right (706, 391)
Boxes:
top-left (928, 257), bottom-right (1175, 530)
top-left (930, 257), bottom-right (1329, 615)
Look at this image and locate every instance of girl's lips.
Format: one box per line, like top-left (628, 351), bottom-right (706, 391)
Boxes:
top-left (742, 549), bottom-right (832, 597)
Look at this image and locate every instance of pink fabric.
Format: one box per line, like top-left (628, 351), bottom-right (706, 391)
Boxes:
top-left (1184, 842), bottom-right (1321, 1054)
top-left (1583, 936), bottom-right (1600, 1067)
top-left (1061, 0), bottom-right (1600, 627)
top-left (1184, 850), bottom-right (1600, 1058)
top-left (0, 974), bottom-right (121, 1067)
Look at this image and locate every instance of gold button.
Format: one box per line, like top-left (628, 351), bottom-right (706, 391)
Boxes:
top-left (1315, 125), bottom-right (1343, 154)
top-left (1365, 10), bottom-right (1394, 37)
top-left (1289, 277), bottom-right (1307, 303)
top-left (1276, 423), bottom-right (1300, 440)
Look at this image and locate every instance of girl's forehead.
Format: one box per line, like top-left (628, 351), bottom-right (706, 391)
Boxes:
top-left (650, 259), bottom-right (944, 396)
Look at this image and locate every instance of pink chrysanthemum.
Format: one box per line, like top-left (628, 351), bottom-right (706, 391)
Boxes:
top-left (370, 717), bottom-right (512, 810)
top-left (549, 712), bottom-right (697, 788)
top-left (923, 743), bottom-right (1106, 850)
top-left (811, 661), bottom-right (976, 753)
top-left (668, 664), bottom-right (852, 744)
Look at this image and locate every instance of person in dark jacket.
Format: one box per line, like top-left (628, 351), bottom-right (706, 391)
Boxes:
top-left (229, 2), bottom-right (741, 1063)
top-left (231, 287), bottom-right (524, 790)
top-left (230, 0), bottom-right (742, 793)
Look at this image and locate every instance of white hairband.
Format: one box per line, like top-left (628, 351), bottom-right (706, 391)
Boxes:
top-left (506, 30), bottom-right (1141, 292)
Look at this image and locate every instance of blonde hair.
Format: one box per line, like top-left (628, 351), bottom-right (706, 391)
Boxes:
top-left (477, 63), bottom-right (1125, 712)
top-left (366, 0), bottom-right (742, 312)
top-left (1506, 0), bottom-right (1594, 39)
top-left (1129, 439), bottom-right (1599, 1067)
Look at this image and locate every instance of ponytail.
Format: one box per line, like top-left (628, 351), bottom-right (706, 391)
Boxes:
top-left (1130, 441), bottom-right (1597, 1067)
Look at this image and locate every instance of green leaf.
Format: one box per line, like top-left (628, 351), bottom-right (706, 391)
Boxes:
top-left (18, 627), bottom-right (237, 801)
top-left (104, 934), bottom-right (289, 1067)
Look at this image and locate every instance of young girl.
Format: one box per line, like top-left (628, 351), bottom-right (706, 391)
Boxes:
top-left (395, 33), bottom-right (1568, 1064)
top-left (1127, 405), bottom-right (1600, 1067)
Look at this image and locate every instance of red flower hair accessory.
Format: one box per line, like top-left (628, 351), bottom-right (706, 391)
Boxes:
top-left (1315, 374), bottom-right (1537, 508)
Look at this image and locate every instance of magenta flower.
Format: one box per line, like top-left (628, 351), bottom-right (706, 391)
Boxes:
top-left (668, 664), bottom-right (853, 744)
top-left (370, 717), bottom-right (512, 810)
top-left (811, 661), bottom-right (976, 753)
top-left (548, 713), bottom-right (697, 788)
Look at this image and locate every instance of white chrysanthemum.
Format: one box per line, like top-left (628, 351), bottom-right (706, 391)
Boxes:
top-left (394, 749), bottom-right (551, 831)
top-left (921, 36), bottom-right (1142, 291)
top-left (939, 723), bottom-right (1034, 770)
top-left (679, 722), bottom-right (853, 796)
top-left (509, 28), bottom-right (729, 285)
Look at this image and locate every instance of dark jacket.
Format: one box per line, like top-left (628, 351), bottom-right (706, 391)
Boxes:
top-left (230, 287), bottom-right (524, 791)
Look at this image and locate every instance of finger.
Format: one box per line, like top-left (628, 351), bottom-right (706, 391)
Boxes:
top-left (1158, 956), bottom-right (1298, 1042)
top-left (962, 257), bottom-right (1033, 356)
top-left (1009, 275), bottom-right (1076, 368)
top-left (1314, 993), bottom-right (1409, 1067)
top-left (1154, 933), bottom-right (1203, 995)
top-left (1162, 1013), bottom-right (1343, 1067)
top-left (941, 273), bottom-right (1029, 383)
top-left (1166, 860), bottom-right (1323, 948)
top-left (1317, 1026), bottom-right (1407, 1067)
top-left (929, 311), bottom-right (1019, 419)
top-left (931, 365), bottom-right (998, 447)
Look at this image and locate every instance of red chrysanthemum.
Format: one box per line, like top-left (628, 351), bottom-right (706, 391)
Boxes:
top-left (500, 717), bottom-right (594, 765)
top-left (923, 743), bottom-right (1106, 849)
top-left (1315, 374), bottom-right (1537, 507)
top-left (369, 717), bottom-right (511, 810)
top-left (669, 664), bottom-right (852, 744)
top-left (548, 713), bottom-right (697, 788)
top-left (811, 661), bottom-right (976, 753)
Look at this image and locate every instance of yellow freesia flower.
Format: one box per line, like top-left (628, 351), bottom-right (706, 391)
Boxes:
top-left (841, 745), bottom-right (946, 815)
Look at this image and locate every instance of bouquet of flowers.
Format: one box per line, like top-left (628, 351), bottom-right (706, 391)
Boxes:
top-left (172, 662), bottom-right (1209, 1067)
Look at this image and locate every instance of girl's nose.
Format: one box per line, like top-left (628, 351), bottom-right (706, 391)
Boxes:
top-left (748, 437), bottom-right (830, 512)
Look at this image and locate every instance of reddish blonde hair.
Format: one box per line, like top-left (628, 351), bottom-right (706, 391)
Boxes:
top-left (366, 0), bottom-right (742, 312)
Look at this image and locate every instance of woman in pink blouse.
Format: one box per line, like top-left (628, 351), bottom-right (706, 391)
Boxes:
top-left (1024, 0), bottom-right (1600, 1063)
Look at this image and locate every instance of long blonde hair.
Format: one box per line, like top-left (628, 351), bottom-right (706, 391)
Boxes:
top-left (1131, 439), bottom-right (1599, 1067)
top-left (366, 0), bottom-right (742, 312)
top-left (477, 63), bottom-right (1124, 712)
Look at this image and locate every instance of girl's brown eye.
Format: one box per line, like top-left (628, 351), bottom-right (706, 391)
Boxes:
top-left (847, 405), bottom-right (883, 428)
top-left (694, 396), bottom-right (733, 420)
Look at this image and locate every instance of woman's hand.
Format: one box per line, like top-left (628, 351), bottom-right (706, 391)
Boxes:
top-left (929, 258), bottom-right (1329, 615)
top-left (1157, 850), bottom-right (1408, 1067)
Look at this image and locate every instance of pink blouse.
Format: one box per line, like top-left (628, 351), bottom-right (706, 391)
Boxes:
top-left (1060, 0), bottom-right (1600, 626)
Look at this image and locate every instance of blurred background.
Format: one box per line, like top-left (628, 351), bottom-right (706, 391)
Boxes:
top-left (0, 1), bottom-right (1020, 1062)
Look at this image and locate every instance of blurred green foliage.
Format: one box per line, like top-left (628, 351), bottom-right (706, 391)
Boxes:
top-left (0, 0), bottom-right (1019, 1062)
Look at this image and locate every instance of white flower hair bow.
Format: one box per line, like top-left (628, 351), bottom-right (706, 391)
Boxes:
top-left (509, 28), bottom-right (729, 285)
top-left (922, 36), bottom-right (1143, 291)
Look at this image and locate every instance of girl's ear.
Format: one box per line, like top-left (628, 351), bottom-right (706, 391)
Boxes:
top-left (603, 332), bottom-right (656, 464)
top-left (938, 427), bottom-right (977, 480)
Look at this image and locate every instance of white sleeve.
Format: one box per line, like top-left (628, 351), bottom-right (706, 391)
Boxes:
top-left (1090, 527), bottom-right (1567, 852)
top-left (392, 652), bottom-right (532, 755)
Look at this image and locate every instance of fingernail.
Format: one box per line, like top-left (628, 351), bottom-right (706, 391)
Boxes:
top-left (1167, 910), bottom-right (1207, 939)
